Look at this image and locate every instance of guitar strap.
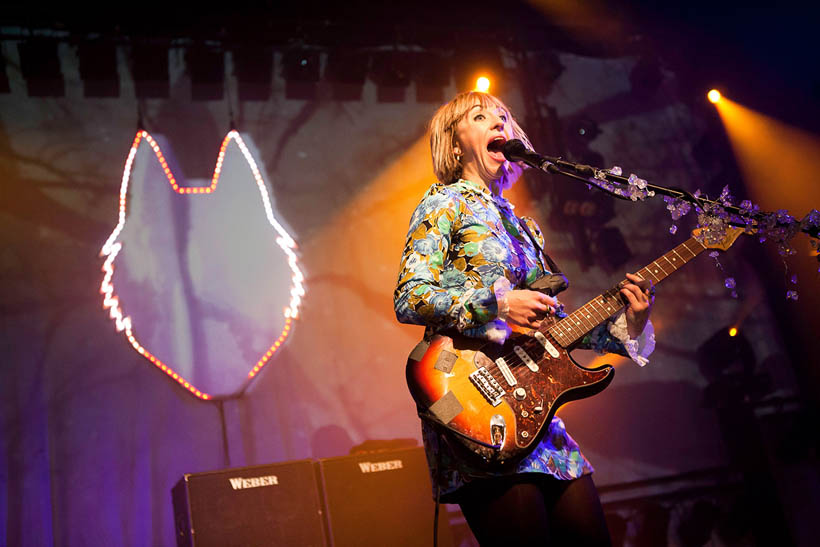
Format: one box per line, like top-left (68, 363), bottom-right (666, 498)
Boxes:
top-left (517, 218), bottom-right (561, 274)
top-left (517, 218), bottom-right (570, 297)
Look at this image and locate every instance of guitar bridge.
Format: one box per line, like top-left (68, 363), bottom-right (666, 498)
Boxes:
top-left (469, 367), bottom-right (505, 407)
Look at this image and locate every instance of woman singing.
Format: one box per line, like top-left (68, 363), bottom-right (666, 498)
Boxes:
top-left (394, 91), bottom-right (655, 545)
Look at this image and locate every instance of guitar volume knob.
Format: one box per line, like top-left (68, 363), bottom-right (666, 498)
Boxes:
top-left (513, 388), bottom-right (526, 400)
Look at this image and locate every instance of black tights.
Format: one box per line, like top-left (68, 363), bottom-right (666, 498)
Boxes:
top-left (455, 474), bottom-right (611, 546)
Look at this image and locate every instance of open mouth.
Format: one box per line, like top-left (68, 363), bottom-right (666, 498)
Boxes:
top-left (487, 136), bottom-right (507, 160)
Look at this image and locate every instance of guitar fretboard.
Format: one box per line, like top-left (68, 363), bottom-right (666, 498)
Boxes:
top-left (548, 236), bottom-right (707, 348)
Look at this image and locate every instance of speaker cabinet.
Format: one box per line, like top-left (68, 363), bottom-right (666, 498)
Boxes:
top-left (316, 446), bottom-right (453, 547)
top-left (172, 459), bottom-right (326, 547)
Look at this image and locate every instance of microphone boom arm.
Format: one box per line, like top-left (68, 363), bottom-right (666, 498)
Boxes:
top-left (502, 139), bottom-right (820, 239)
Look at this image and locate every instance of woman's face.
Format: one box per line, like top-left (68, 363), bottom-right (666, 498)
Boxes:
top-left (454, 102), bottom-right (513, 187)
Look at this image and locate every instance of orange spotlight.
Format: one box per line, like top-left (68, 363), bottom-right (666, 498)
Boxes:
top-left (708, 89), bottom-right (722, 104)
top-left (728, 326), bottom-right (738, 337)
top-left (475, 76), bottom-right (491, 93)
top-left (715, 97), bottom-right (820, 381)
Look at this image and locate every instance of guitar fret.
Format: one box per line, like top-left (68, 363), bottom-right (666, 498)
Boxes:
top-left (662, 254), bottom-right (678, 272)
top-left (560, 323), bottom-right (575, 344)
top-left (565, 313), bottom-right (584, 334)
top-left (575, 307), bottom-right (597, 331)
top-left (651, 260), bottom-right (669, 278)
top-left (598, 297), bottom-right (612, 317)
top-left (604, 289), bottom-right (625, 316)
top-left (549, 321), bottom-right (568, 343)
top-left (643, 267), bottom-right (660, 283)
top-left (554, 238), bottom-right (695, 347)
top-left (571, 312), bottom-right (591, 333)
top-left (581, 303), bottom-right (602, 326)
top-left (546, 236), bottom-right (715, 348)
top-left (558, 332), bottom-right (569, 347)
top-left (680, 240), bottom-right (702, 259)
top-left (588, 298), bottom-right (610, 322)
top-left (601, 291), bottom-right (621, 315)
top-left (644, 262), bottom-right (663, 283)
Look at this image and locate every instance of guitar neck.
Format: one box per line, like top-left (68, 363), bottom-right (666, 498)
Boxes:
top-left (548, 236), bottom-right (707, 348)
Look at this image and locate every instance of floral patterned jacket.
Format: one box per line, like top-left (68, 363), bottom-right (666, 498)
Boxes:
top-left (394, 178), bottom-right (654, 500)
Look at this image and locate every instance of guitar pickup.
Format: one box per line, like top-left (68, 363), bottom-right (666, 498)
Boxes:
top-left (534, 332), bottom-right (560, 359)
top-left (494, 357), bottom-right (517, 386)
top-left (513, 345), bottom-right (539, 372)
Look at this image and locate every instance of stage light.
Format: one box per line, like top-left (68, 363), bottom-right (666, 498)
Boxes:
top-left (186, 46), bottom-right (224, 101)
top-left (728, 326), bottom-right (738, 337)
top-left (475, 76), bottom-right (490, 93)
top-left (233, 46), bottom-right (272, 101)
top-left (282, 48), bottom-right (320, 100)
top-left (78, 41), bottom-right (119, 98)
top-left (453, 46), bottom-right (503, 94)
top-left (414, 51), bottom-right (450, 103)
top-left (133, 43), bottom-right (170, 99)
top-left (370, 51), bottom-right (411, 103)
top-left (325, 49), bottom-right (369, 101)
top-left (708, 89), bottom-right (721, 104)
top-left (18, 40), bottom-right (64, 97)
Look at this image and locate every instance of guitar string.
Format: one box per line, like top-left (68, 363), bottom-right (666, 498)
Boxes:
top-left (481, 237), bottom-right (706, 390)
top-left (547, 238), bottom-right (704, 346)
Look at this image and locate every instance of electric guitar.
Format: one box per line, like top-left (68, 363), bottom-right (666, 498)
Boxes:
top-left (405, 228), bottom-right (744, 468)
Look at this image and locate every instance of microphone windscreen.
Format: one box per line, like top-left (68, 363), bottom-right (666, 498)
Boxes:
top-left (502, 139), bottom-right (528, 162)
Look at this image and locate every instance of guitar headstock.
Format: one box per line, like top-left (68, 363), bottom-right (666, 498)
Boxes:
top-left (692, 226), bottom-right (746, 251)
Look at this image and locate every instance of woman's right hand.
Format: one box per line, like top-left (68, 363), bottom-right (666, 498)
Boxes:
top-left (504, 290), bottom-right (558, 329)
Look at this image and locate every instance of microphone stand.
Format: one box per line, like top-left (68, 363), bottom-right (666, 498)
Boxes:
top-left (518, 154), bottom-right (820, 241)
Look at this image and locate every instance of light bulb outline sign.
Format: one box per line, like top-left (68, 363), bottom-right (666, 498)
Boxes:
top-left (99, 130), bottom-right (305, 399)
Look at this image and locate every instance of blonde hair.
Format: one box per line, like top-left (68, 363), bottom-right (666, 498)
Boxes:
top-left (429, 91), bottom-right (532, 185)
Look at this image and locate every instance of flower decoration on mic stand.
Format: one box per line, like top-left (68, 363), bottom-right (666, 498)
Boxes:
top-left (589, 165), bottom-right (656, 202)
top-left (658, 184), bottom-right (819, 301)
top-left (503, 139), bottom-right (819, 298)
top-left (663, 195), bottom-right (691, 235)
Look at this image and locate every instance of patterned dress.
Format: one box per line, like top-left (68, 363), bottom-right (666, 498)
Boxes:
top-left (394, 178), bottom-right (648, 501)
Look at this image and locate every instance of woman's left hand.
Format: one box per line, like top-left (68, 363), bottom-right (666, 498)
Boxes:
top-left (621, 272), bottom-right (654, 339)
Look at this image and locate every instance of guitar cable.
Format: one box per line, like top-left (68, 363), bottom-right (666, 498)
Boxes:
top-left (433, 446), bottom-right (441, 547)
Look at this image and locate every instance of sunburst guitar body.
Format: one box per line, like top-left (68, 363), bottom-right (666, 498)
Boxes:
top-left (405, 228), bottom-right (745, 467)
top-left (406, 321), bottom-right (613, 467)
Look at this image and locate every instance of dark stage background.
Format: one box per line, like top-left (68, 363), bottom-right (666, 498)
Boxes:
top-left (2, 2), bottom-right (818, 546)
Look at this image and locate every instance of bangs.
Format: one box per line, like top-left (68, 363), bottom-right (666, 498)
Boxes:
top-left (449, 92), bottom-right (510, 129)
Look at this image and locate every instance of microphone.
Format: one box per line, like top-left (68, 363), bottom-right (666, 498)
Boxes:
top-left (502, 140), bottom-right (595, 177)
top-left (502, 139), bottom-right (552, 169)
